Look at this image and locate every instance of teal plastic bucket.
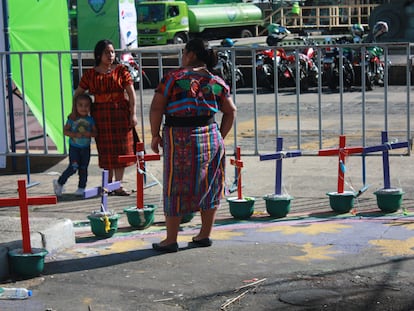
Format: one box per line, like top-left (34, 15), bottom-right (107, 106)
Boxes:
top-left (263, 195), bottom-right (293, 218)
top-left (8, 248), bottom-right (48, 278)
top-left (88, 213), bottom-right (120, 238)
top-left (123, 205), bottom-right (157, 229)
top-left (327, 191), bottom-right (355, 214)
top-left (227, 197), bottom-right (255, 220)
top-left (374, 189), bottom-right (404, 213)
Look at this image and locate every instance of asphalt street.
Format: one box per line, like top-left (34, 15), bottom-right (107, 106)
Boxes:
top-left (0, 85), bottom-right (414, 310)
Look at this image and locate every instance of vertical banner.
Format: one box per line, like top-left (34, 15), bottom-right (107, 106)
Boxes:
top-left (0, 0), bottom-right (6, 168)
top-left (119, 0), bottom-right (138, 49)
top-left (8, 0), bottom-right (72, 154)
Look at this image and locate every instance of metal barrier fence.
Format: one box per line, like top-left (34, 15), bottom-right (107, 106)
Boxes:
top-left (1, 42), bottom-right (412, 166)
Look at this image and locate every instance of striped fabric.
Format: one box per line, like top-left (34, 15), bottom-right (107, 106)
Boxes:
top-left (162, 123), bottom-right (225, 216)
top-left (79, 65), bottom-right (135, 169)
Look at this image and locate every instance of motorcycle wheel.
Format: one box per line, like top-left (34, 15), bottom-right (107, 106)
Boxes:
top-left (343, 63), bottom-right (355, 90)
top-left (235, 69), bottom-right (245, 88)
top-left (374, 62), bottom-right (385, 87)
top-left (223, 65), bottom-right (233, 88)
top-left (258, 64), bottom-right (274, 91)
top-left (299, 64), bottom-right (309, 93)
top-left (365, 70), bottom-right (373, 91)
top-left (326, 67), bottom-right (338, 91)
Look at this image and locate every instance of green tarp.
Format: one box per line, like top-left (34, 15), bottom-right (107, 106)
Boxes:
top-left (8, 0), bottom-right (73, 153)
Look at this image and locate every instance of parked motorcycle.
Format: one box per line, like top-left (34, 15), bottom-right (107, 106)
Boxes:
top-left (353, 46), bottom-right (381, 91)
top-left (213, 38), bottom-right (244, 89)
top-left (366, 46), bottom-right (386, 87)
top-left (294, 35), bottom-right (319, 87)
top-left (119, 52), bottom-right (152, 89)
top-left (257, 26), bottom-right (310, 91)
top-left (322, 37), bottom-right (355, 91)
top-left (364, 21), bottom-right (389, 88)
top-left (255, 48), bottom-right (276, 90)
top-left (325, 22), bottom-right (388, 92)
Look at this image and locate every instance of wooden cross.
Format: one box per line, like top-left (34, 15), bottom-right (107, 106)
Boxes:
top-left (363, 131), bottom-right (409, 189)
top-left (259, 137), bottom-right (301, 195)
top-left (84, 170), bottom-right (121, 213)
top-left (230, 146), bottom-right (244, 199)
top-left (0, 180), bottom-right (57, 254)
top-left (318, 135), bottom-right (363, 193)
top-left (119, 142), bottom-right (160, 209)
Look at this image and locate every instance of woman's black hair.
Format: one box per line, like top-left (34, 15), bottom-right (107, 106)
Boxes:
top-left (94, 39), bottom-right (113, 66)
top-left (185, 38), bottom-right (218, 69)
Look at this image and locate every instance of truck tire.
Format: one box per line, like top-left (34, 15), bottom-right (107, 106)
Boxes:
top-left (240, 29), bottom-right (253, 38)
top-left (173, 33), bottom-right (188, 45)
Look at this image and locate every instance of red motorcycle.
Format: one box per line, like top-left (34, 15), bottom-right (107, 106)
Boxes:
top-left (119, 52), bottom-right (152, 89)
top-left (256, 45), bottom-right (310, 92)
top-left (294, 36), bottom-right (319, 87)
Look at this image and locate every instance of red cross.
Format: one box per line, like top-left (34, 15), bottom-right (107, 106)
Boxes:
top-left (318, 135), bottom-right (363, 193)
top-left (119, 142), bottom-right (160, 209)
top-left (230, 146), bottom-right (244, 199)
top-left (0, 180), bottom-right (57, 253)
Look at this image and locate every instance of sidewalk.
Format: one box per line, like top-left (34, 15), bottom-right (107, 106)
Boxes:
top-left (1, 154), bottom-right (414, 310)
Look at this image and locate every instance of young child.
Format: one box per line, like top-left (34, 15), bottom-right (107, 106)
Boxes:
top-left (53, 94), bottom-right (97, 197)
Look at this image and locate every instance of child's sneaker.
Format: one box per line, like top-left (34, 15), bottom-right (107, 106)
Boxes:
top-left (74, 188), bottom-right (85, 197)
top-left (53, 179), bottom-right (64, 196)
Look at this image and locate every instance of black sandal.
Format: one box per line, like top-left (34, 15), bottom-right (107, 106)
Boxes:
top-left (152, 242), bottom-right (179, 253)
top-left (112, 188), bottom-right (131, 196)
top-left (191, 237), bottom-right (213, 247)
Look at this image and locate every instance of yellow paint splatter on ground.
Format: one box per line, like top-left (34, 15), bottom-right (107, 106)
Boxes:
top-left (291, 242), bottom-right (340, 261)
top-left (211, 230), bottom-right (244, 240)
top-left (83, 297), bottom-right (93, 305)
top-left (369, 237), bottom-right (414, 257)
top-left (177, 235), bottom-right (193, 243)
top-left (257, 223), bottom-right (351, 235)
top-left (180, 230), bottom-right (244, 242)
top-left (100, 239), bottom-right (148, 255)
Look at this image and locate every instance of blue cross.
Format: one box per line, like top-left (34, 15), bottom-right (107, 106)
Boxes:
top-left (363, 131), bottom-right (408, 189)
top-left (259, 137), bottom-right (301, 195)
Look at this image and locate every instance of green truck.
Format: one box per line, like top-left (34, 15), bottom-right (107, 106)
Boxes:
top-left (72, 0), bottom-right (264, 49)
top-left (136, 1), bottom-right (264, 46)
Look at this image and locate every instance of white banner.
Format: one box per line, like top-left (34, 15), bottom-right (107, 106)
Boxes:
top-left (119, 0), bottom-right (138, 49)
top-left (0, 0), bottom-right (6, 168)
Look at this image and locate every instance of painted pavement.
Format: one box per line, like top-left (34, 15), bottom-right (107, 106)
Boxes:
top-left (57, 209), bottom-right (414, 264)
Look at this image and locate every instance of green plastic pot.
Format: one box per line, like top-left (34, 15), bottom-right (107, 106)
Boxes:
top-left (327, 191), bottom-right (355, 214)
top-left (227, 197), bottom-right (255, 220)
top-left (88, 212), bottom-right (120, 238)
top-left (181, 212), bottom-right (195, 224)
top-left (8, 248), bottom-right (48, 278)
top-left (263, 195), bottom-right (293, 218)
top-left (123, 205), bottom-right (156, 229)
top-left (374, 188), bottom-right (404, 213)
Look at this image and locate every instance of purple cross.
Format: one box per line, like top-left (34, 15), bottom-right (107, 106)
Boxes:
top-left (363, 131), bottom-right (408, 189)
top-left (259, 137), bottom-right (301, 195)
top-left (84, 170), bottom-right (121, 212)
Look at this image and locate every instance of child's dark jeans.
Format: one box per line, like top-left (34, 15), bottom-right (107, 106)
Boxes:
top-left (58, 145), bottom-right (91, 188)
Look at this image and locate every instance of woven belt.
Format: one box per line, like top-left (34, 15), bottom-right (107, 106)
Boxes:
top-left (164, 115), bottom-right (214, 127)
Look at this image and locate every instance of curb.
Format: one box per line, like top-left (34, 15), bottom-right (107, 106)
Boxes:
top-left (0, 216), bottom-right (75, 281)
